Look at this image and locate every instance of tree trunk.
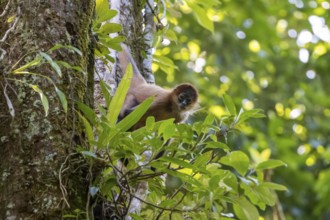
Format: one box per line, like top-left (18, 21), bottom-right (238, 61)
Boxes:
top-left (117, 0), bottom-right (155, 218)
top-left (0, 0), bottom-right (94, 219)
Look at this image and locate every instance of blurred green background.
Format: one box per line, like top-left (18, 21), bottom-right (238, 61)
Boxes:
top-left (152, 0), bottom-right (330, 219)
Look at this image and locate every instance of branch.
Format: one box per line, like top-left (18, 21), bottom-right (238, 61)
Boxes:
top-left (0, 0), bottom-right (11, 17)
top-left (0, 6), bottom-right (20, 61)
top-left (143, 0), bottom-right (156, 84)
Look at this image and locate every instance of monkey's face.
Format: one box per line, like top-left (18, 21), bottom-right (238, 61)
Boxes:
top-left (177, 93), bottom-right (193, 109)
top-left (174, 84), bottom-right (198, 111)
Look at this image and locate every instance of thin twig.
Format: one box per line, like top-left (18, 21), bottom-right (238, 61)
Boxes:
top-left (159, 0), bottom-right (166, 21)
top-left (0, 6), bottom-right (20, 61)
top-left (145, 0), bottom-right (164, 25)
top-left (0, 0), bottom-right (11, 17)
top-left (0, 6), bottom-right (20, 42)
top-left (129, 192), bottom-right (182, 212)
top-left (58, 153), bottom-right (77, 208)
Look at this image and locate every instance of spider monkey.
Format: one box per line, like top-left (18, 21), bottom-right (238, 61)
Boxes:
top-left (117, 44), bottom-right (198, 130)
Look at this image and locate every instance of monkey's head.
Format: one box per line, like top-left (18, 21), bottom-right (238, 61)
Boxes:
top-left (173, 84), bottom-right (198, 111)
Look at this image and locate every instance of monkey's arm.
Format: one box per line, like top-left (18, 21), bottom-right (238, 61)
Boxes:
top-left (118, 94), bottom-right (139, 121)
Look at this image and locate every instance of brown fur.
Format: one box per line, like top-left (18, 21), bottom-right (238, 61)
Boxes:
top-left (118, 44), bottom-right (198, 130)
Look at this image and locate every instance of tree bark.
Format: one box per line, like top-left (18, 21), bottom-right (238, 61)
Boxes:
top-left (0, 0), bottom-right (94, 218)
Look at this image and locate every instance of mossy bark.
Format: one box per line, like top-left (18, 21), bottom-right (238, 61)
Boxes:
top-left (0, 0), bottom-right (94, 218)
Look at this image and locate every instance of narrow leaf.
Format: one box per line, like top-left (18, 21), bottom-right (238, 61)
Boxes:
top-left (99, 80), bottom-right (112, 107)
top-left (56, 60), bottom-right (73, 69)
top-left (77, 112), bottom-right (94, 143)
top-left (262, 182), bottom-right (288, 191)
top-left (81, 151), bottom-right (97, 158)
top-left (76, 101), bottom-right (97, 125)
top-left (49, 44), bottom-right (82, 56)
top-left (223, 94), bottom-right (236, 116)
top-left (39, 52), bottom-right (62, 77)
top-left (116, 97), bottom-right (153, 131)
top-left (160, 157), bottom-right (196, 170)
top-left (3, 86), bottom-right (15, 116)
top-left (55, 87), bottom-right (68, 113)
top-left (30, 85), bottom-right (49, 116)
top-left (107, 64), bottom-right (132, 126)
top-left (256, 159), bottom-right (287, 170)
top-left (13, 56), bottom-right (42, 73)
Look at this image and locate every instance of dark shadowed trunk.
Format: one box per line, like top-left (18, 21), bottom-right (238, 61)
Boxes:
top-left (0, 0), bottom-right (94, 218)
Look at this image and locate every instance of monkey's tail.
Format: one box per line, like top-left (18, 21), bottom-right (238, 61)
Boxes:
top-left (118, 43), bottom-right (142, 77)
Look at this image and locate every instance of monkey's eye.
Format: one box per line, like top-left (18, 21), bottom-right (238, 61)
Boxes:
top-left (178, 94), bottom-right (185, 102)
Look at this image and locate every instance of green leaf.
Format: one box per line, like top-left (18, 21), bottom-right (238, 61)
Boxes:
top-left (187, 2), bottom-right (214, 33)
top-left (158, 119), bottom-right (176, 141)
top-left (203, 113), bottom-right (215, 125)
top-left (158, 199), bottom-right (177, 208)
top-left (153, 55), bottom-right (178, 74)
top-left (233, 197), bottom-right (259, 220)
top-left (99, 23), bottom-right (122, 33)
top-left (262, 182), bottom-right (288, 191)
top-left (56, 60), bottom-right (72, 69)
top-left (165, 29), bottom-right (178, 43)
top-left (223, 94), bottom-right (236, 116)
top-left (99, 80), bottom-right (112, 107)
top-left (39, 52), bottom-right (62, 77)
top-left (116, 97), bottom-right (153, 132)
top-left (76, 101), bottom-right (97, 125)
top-left (104, 36), bottom-right (126, 51)
top-left (95, 0), bottom-right (117, 23)
top-left (220, 151), bottom-right (249, 176)
top-left (97, 122), bottom-right (115, 147)
top-left (209, 175), bottom-right (222, 191)
top-left (130, 214), bottom-right (145, 220)
top-left (55, 87), bottom-right (68, 113)
top-left (30, 85), bottom-right (49, 116)
top-left (145, 116), bottom-right (155, 131)
top-left (56, 61), bottom-right (85, 74)
top-left (155, 167), bottom-right (203, 188)
top-left (107, 64), bottom-right (132, 126)
top-left (160, 157), bottom-right (196, 170)
top-left (206, 141), bottom-right (230, 152)
top-left (241, 180), bottom-right (276, 210)
top-left (49, 44), bottom-right (82, 56)
top-left (256, 159), bottom-right (287, 170)
top-left (80, 151), bottom-right (97, 158)
top-left (77, 112), bottom-right (94, 143)
top-left (194, 151), bottom-right (212, 168)
top-left (12, 56), bottom-right (42, 73)
top-left (236, 108), bottom-right (265, 125)
top-left (218, 169), bottom-right (238, 192)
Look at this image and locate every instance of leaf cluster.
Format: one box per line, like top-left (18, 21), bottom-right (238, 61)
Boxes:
top-left (78, 80), bottom-right (286, 219)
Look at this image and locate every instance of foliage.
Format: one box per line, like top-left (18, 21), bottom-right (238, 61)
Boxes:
top-left (80, 1), bottom-right (289, 219)
top-left (2, 44), bottom-right (83, 116)
top-left (79, 75), bottom-right (286, 219)
top-left (151, 0), bottom-right (330, 219)
top-left (93, 0), bottom-right (125, 61)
